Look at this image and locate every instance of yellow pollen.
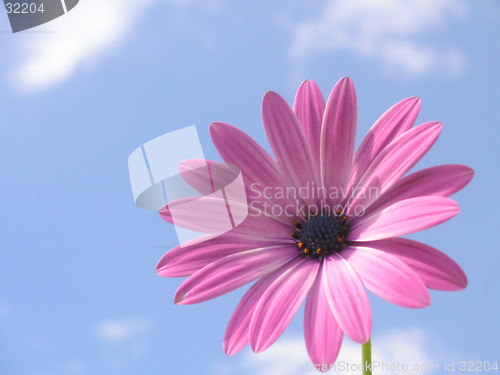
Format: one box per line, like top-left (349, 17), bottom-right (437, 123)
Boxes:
top-left (337, 237), bottom-right (343, 243)
top-left (342, 216), bottom-right (347, 222)
top-left (336, 209), bottom-right (342, 215)
top-left (316, 248), bottom-right (322, 254)
top-left (304, 248), bottom-right (310, 254)
top-left (298, 242), bottom-right (304, 248)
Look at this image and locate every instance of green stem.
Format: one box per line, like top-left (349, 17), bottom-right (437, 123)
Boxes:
top-left (362, 338), bottom-right (372, 375)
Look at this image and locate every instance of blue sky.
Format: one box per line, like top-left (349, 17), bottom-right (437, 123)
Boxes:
top-left (0, 0), bottom-right (498, 374)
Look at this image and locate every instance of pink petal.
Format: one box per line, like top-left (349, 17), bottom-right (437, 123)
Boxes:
top-left (349, 196), bottom-right (460, 242)
top-left (174, 246), bottom-right (297, 304)
top-left (323, 254), bottom-right (371, 343)
top-left (178, 159), bottom-right (239, 195)
top-left (360, 238), bottom-right (468, 291)
top-left (159, 196), bottom-right (247, 234)
top-left (224, 258), bottom-right (303, 356)
top-left (210, 122), bottom-right (298, 222)
top-left (365, 164), bottom-right (474, 217)
top-left (156, 238), bottom-right (266, 277)
top-left (304, 263), bottom-right (343, 367)
top-left (262, 91), bottom-right (319, 207)
top-left (159, 194), bottom-right (294, 235)
top-left (222, 215), bottom-right (293, 241)
top-left (250, 258), bottom-right (319, 352)
top-left (342, 247), bottom-right (430, 308)
top-left (156, 213), bottom-right (295, 277)
top-left (320, 77), bottom-right (357, 204)
top-left (347, 121), bottom-right (442, 211)
top-left (293, 80), bottom-right (325, 175)
top-left (349, 97), bottom-right (421, 189)
top-left (210, 122), bottom-right (284, 190)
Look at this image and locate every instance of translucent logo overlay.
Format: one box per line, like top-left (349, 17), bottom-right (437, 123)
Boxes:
top-left (128, 126), bottom-right (248, 247)
top-left (4, 0), bottom-right (79, 33)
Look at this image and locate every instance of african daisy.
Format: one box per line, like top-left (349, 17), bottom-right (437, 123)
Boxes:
top-left (156, 77), bottom-right (473, 369)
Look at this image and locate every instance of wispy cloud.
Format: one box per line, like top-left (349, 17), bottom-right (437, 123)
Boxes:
top-left (229, 328), bottom-right (441, 375)
top-left (96, 317), bottom-right (151, 342)
top-left (11, 0), bottom-right (158, 92)
top-left (289, 0), bottom-right (467, 77)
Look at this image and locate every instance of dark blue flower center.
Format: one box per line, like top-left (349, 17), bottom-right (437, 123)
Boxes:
top-left (291, 212), bottom-right (349, 259)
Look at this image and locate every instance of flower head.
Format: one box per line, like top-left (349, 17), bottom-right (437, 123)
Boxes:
top-left (157, 78), bottom-right (473, 368)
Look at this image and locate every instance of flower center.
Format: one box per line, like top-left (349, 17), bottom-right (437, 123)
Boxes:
top-left (291, 210), bottom-right (348, 259)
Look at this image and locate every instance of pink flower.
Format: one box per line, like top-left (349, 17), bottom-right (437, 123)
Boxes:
top-left (157, 78), bottom-right (473, 368)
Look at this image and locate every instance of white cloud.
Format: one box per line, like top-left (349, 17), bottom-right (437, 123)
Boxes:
top-left (10, 0), bottom-right (221, 92)
top-left (289, 0), bottom-right (467, 77)
top-left (230, 328), bottom-right (441, 375)
top-left (96, 317), bottom-right (151, 342)
top-left (11, 0), bottom-right (158, 92)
